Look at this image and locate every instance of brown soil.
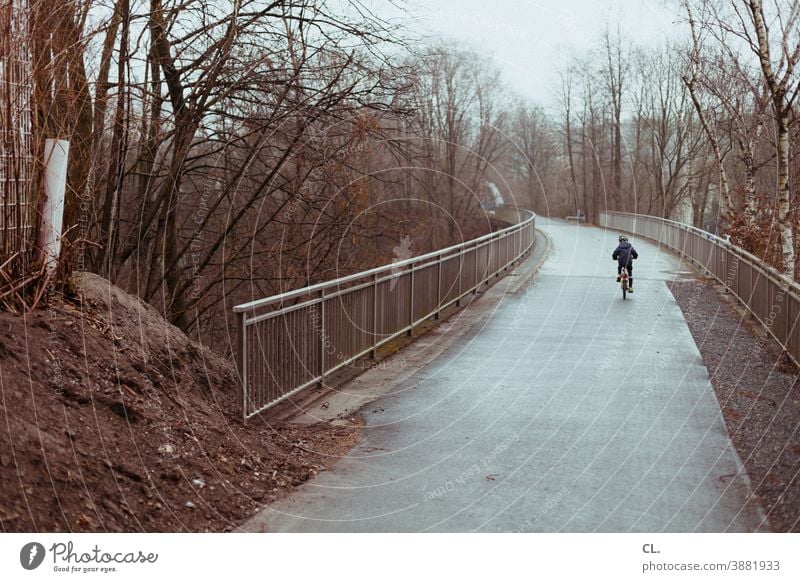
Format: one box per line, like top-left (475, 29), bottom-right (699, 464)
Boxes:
top-left (669, 278), bottom-right (800, 532)
top-left (0, 272), bottom-right (362, 532)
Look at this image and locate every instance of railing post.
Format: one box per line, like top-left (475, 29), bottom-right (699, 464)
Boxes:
top-left (456, 249), bottom-right (462, 307)
top-left (236, 311), bottom-right (247, 422)
top-left (494, 234), bottom-right (500, 277)
top-left (370, 273), bottom-right (378, 358)
top-left (503, 232), bottom-right (509, 271)
top-left (435, 253), bottom-right (442, 320)
top-left (787, 292), bottom-right (795, 362)
top-left (474, 240), bottom-right (479, 294)
top-left (408, 265), bottom-right (415, 336)
top-left (319, 289), bottom-right (326, 386)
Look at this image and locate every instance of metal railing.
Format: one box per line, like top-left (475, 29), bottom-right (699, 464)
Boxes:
top-left (601, 211), bottom-right (800, 366)
top-left (234, 210), bottom-right (536, 420)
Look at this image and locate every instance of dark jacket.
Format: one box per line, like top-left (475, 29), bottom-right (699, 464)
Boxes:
top-left (612, 241), bottom-right (638, 266)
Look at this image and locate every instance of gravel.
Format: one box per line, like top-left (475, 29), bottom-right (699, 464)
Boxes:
top-left (669, 278), bottom-right (800, 532)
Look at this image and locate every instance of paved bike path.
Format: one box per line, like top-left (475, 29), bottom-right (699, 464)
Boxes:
top-left (245, 219), bottom-right (767, 532)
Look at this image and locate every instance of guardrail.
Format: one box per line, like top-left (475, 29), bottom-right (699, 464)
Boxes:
top-left (234, 210), bottom-right (536, 421)
top-left (601, 211), bottom-right (800, 366)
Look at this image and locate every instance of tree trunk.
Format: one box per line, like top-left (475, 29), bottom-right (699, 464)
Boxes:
top-left (96, 0), bottom-right (129, 274)
top-left (684, 77), bottom-right (733, 218)
top-left (747, 0), bottom-right (798, 277)
top-left (776, 117), bottom-right (794, 277)
top-left (613, 104), bottom-right (622, 210)
top-left (61, 15), bottom-right (92, 251)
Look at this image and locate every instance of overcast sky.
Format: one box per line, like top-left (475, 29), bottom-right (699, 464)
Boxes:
top-left (382, 0), bottom-right (684, 108)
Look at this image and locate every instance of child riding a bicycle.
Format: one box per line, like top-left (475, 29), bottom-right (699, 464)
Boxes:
top-left (613, 235), bottom-right (638, 293)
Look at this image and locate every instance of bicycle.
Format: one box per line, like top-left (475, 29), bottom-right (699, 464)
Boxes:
top-left (619, 266), bottom-right (630, 300)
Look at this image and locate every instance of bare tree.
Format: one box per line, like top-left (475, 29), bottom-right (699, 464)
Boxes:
top-left (404, 44), bottom-right (509, 244)
top-left (681, 0), bottom-right (800, 275)
top-left (745, 0), bottom-right (800, 276)
top-left (603, 26), bottom-right (627, 210)
top-left (636, 46), bottom-right (706, 217)
top-left (682, 0), bottom-right (734, 218)
top-left (512, 99), bottom-right (556, 214)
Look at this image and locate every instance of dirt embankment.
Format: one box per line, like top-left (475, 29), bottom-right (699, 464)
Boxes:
top-left (0, 273), bottom-right (361, 532)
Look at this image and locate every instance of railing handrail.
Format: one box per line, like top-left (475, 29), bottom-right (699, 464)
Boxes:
top-left (606, 211), bottom-right (800, 302)
top-left (234, 209), bottom-right (536, 313)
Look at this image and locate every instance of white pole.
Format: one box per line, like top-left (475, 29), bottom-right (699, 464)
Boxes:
top-left (40, 139), bottom-right (70, 271)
